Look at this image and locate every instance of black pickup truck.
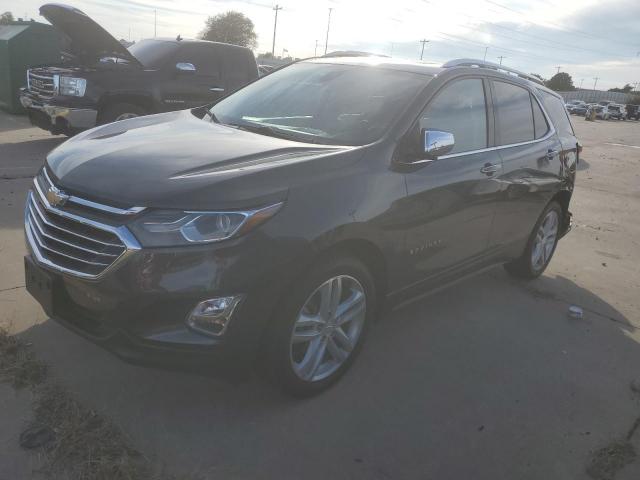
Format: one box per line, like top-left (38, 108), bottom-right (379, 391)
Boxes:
top-left (20, 4), bottom-right (259, 135)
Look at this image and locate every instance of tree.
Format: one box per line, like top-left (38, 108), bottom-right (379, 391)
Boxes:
top-left (199, 11), bottom-right (257, 49)
top-left (608, 84), bottom-right (634, 93)
top-left (0, 11), bottom-right (14, 24)
top-left (546, 72), bottom-right (575, 91)
top-left (530, 73), bottom-right (546, 83)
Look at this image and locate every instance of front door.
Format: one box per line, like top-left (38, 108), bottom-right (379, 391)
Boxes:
top-left (401, 77), bottom-right (503, 287)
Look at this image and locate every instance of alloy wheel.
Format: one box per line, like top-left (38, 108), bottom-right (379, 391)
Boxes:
top-left (531, 210), bottom-right (559, 271)
top-left (290, 275), bottom-right (366, 382)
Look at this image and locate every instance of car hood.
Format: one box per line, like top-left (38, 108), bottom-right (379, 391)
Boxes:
top-left (46, 110), bottom-right (357, 210)
top-left (40, 3), bottom-right (141, 66)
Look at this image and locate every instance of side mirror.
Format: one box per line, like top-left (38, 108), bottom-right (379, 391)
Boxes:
top-left (423, 129), bottom-right (455, 159)
top-left (176, 62), bottom-right (196, 73)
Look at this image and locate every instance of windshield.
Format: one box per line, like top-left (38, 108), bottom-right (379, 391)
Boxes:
top-left (210, 62), bottom-right (430, 146)
top-left (128, 39), bottom-right (179, 68)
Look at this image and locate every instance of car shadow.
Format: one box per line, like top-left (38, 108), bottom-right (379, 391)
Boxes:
top-left (15, 266), bottom-right (640, 479)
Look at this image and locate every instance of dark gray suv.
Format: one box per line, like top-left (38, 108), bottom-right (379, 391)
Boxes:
top-left (24, 57), bottom-right (578, 396)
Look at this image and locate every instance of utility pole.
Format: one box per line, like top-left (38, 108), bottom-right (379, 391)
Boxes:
top-left (483, 46), bottom-right (488, 61)
top-left (497, 55), bottom-right (506, 65)
top-left (579, 78), bottom-right (584, 89)
top-left (420, 39), bottom-right (429, 60)
top-left (390, 42), bottom-right (395, 57)
top-left (324, 7), bottom-right (333, 55)
top-left (593, 77), bottom-right (599, 90)
top-left (314, 40), bottom-right (319, 57)
top-left (555, 66), bottom-right (562, 74)
top-left (154, 10), bottom-right (157, 37)
top-left (272, 5), bottom-right (283, 56)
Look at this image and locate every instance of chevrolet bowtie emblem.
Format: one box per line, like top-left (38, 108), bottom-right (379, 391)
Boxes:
top-left (46, 185), bottom-right (69, 207)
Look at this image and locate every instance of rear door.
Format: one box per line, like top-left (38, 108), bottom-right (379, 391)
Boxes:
top-left (489, 80), bottom-right (563, 252)
top-left (402, 77), bottom-right (503, 285)
top-left (160, 43), bottom-right (225, 110)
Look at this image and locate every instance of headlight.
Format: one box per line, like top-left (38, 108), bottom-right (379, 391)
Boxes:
top-left (56, 76), bottom-right (87, 97)
top-left (128, 203), bottom-right (283, 247)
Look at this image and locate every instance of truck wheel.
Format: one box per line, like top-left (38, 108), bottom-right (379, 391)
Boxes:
top-left (267, 255), bottom-right (376, 397)
top-left (504, 201), bottom-right (562, 279)
top-left (99, 103), bottom-right (147, 125)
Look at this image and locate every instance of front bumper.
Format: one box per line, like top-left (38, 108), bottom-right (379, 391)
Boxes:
top-left (20, 89), bottom-right (97, 134)
top-left (23, 210), bottom-right (302, 375)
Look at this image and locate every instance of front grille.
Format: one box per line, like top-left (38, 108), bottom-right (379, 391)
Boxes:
top-left (28, 70), bottom-right (56, 99)
top-left (25, 172), bottom-right (142, 279)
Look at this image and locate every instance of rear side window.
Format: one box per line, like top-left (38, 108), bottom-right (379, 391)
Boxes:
top-left (223, 48), bottom-right (258, 91)
top-left (531, 94), bottom-right (549, 139)
top-left (493, 81), bottom-right (534, 145)
top-left (540, 91), bottom-right (574, 137)
top-left (419, 78), bottom-right (487, 155)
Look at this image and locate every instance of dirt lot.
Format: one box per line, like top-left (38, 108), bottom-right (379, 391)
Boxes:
top-left (1, 112), bottom-right (639, 479)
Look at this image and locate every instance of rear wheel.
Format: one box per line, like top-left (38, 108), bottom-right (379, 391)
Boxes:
top-left (99, 102), bottom-right (147, 125)
top-left (505, 201), bottom-right (562, 279)
top-left (267, 255), bottom-right (375, 397)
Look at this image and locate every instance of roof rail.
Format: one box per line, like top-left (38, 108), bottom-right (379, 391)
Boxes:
top-left (442, 58), bottom-right (544, 86)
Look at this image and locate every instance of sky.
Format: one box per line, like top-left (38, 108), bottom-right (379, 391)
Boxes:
top-left (2, 0), bottom-right (639, 90)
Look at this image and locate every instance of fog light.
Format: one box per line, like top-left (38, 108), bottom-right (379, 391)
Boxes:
top-left (186, 296), bottom-right (242, 336)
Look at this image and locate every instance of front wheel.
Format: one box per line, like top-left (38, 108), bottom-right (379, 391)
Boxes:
top-left (267, 255), bottom-right (375, 397)
top-left (505, 201), bottom-right (562, 279)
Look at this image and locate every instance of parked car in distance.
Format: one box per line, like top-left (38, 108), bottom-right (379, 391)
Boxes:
top-left (565, 100), bottom-right (585, 113)
top-left (19, 4), bottom-right (258, 136)
top-left (570, 103), bottom-right (589, 116)
top-left (627, 104), bottom-right (640, 120)
top-left (607, 104), bottom-right (626, 120)
top-left (589, 104), bottom-right (609, 120)
top-left (24, 57), bottom-right (578, 396)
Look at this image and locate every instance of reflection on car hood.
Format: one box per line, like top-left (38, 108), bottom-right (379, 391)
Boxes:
top-left (46, 110), bottom-right (356, 210)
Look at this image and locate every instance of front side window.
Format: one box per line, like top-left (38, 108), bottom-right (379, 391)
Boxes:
top-left (418, 78), bottom-right (487, 155)
top-left (175, 45), bottom-right (221, 77)
top-left (128, 39), bottom-right (179, 68)
top-left (540, 91), bottom-right (575, 137)
top-left (494, 81), bottom-right (534, 145)
top-left (211, 62), bottom-right (429, 146)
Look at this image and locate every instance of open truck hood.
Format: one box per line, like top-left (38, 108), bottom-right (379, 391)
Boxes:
top-left (40, 3), bottom-right (141, 66)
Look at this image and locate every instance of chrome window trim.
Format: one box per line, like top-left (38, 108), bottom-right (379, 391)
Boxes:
top-left (26, 184), bottom-right (141, 281)
top-left (437, 82), bottom-right (558, 160)
top-left (42, 168), bottom-right (145, 216)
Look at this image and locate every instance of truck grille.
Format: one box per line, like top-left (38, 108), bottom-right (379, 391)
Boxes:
top-left (25, 171), bottom-right (142, 279)
top-left (28, 70), bottom-right (56, 99)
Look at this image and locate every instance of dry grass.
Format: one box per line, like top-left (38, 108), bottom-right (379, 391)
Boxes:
top-left (0, 327), bottom-right (48, 388)
top-left (586, 440), bottom-right (636, 480)
top-left (1, 327), bottom-right (195, 480)
top-left (33, 383), bottom-right (152, 480)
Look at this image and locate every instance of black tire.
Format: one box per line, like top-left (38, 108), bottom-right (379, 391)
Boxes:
top-left (267, 255), bottom-right (376, 397)
top-left (504, 201), bottom-right (563, 279)
top-left (98, 102), bottom-right (147, 125)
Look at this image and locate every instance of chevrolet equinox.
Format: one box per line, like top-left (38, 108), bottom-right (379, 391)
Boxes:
top-left (24, 57), bottom-right (578, 396)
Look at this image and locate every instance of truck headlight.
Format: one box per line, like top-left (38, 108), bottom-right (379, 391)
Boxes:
top-left (128, 203), bottom-right (283, 247)
top-left (56, 76), bottom-right (87, 97)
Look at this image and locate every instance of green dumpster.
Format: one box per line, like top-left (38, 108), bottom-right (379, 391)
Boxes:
top-left (0, 21), bottom-right (62, 113)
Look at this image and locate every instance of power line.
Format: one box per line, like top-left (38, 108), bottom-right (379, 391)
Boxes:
top-left (271, 4), bottom-right (283, 56)
top-left (482, 0), bottom-right (639, 48)
top-left (324, 7), bottom-right (333, 55)
top-left (420, 39), bottom-right (429, 60)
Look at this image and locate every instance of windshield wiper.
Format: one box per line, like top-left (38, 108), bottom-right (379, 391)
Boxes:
top-left (227, 122), bottom-right (302, 141)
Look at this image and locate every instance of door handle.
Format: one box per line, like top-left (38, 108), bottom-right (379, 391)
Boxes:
top-left (546, 149), bottom-right (558, 160)
top-left (209, 87), bottom-right (225, 92)
top-left (480, 163), bottom-right (500, 175)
